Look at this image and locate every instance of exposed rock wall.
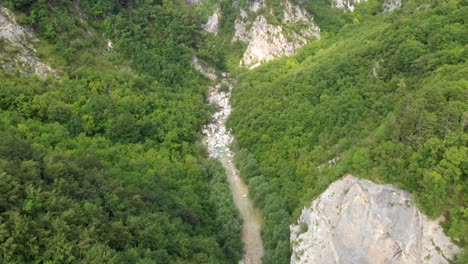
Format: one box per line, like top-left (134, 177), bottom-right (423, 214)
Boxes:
top-left (291, 175), bottom-right (461, 264)
top-left (204, 10), bottom-right (220, 35)
top-left (333, 0), bottom-right (363, 12)
top-left (233, 0), bottom-right (320, 68)
top-left (0, 6), bottom-right (56, 78)
top-left (383, 0), bottom-right (402, 13)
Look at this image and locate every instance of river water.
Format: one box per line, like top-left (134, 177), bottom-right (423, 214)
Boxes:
top-left (202, 78), bottom-right (264, 264)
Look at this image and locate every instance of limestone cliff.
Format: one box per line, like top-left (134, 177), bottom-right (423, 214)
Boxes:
top-left (0, 7), bottom-right (55, 78)
top-left (333, 0), bottom-right (364, 12)
top-left (233, 0), bottom-right (320, 68)
top-left (291, 175), bottom-right (461, 264)
top-left (198, 0), bottom-right (320, 68)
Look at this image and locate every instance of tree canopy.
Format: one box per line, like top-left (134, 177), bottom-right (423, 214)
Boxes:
top-left (0, 0), bottom-right (242, 263)
top-left (229, 0), bottom-right (467, 262)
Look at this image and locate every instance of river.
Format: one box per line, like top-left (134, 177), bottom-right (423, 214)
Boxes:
top-left (202, 77), bottom-right (264, 264)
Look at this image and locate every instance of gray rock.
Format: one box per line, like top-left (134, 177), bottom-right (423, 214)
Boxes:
top-left (185, 0), bottom-right (202, 5)
top-left (0, 6), bottom-right (56, 78)
top-left (233, 0), bottom-right (320, 68)
top-left (332, 0), bottom-right (364, 12)
top-left (291, 175), bottom-right (461, 264)
top-left (332, 0), bottom-right (401, 13)
top-left (204, 10), bottom-right (220, 35)
top-left (191, 56), bottom-right (217, 80)
top-left (383, 0), bottom-right (402, 13)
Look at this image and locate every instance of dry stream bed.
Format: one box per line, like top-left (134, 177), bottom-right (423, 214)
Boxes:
top-left (202, 77), bottom-right (264, 264)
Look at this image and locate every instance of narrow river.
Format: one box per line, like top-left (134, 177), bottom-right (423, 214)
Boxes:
top-left (202, 77), bottom-right (264, 264)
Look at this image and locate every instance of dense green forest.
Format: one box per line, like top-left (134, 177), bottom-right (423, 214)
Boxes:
top-left (228, 0), bottom-right (467, 263)
top-left (1, 0), bottom-right (466, 263)
top-left (0, 0), bottom-right (242, 263)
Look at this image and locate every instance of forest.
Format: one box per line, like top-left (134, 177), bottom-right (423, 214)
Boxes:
top-left (0, 0), bottom-right (466, 263)
top-left (228, 0), bottom-right (467, 263)
top-left (1, 0), bottom-right (242, 263)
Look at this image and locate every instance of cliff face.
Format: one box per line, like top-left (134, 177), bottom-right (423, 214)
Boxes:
top-left (233, 0), bottom-right (320, 68)
top-left (383, 0), bottom-right (402, 13)
top-left (333, 0), bottom-right (364, 12)
top-left (198, 0), bottom-right (320, 68)
top-left (0, 7), bottom-right (55, 77)
top-left (291, 175), bottom-right (461, 264)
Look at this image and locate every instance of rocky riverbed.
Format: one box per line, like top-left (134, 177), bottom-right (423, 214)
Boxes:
top-left (202, 76), bottom-right (264, 264)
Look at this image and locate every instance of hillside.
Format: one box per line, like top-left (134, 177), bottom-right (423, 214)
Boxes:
top-left (0, 0), bottom-right (466, 263)
top-left (228, 0), bottom-right (467, 263)
top-left (0, 1), bottom-right (243, 263)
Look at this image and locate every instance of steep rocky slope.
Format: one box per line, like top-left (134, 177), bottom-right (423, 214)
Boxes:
top-left (198, 0), bottom-right (320, 68)
top-left (291, 175), bottom-right (461, 264)
top-left (0, 7), bottom-right (55, 77)
top-left (232, 0), bottom-right (320, 68)
top-left (333, 0), bottom-right (364, 12)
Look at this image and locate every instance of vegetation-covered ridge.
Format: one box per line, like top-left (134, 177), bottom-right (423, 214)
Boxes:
top-left (1, 0), bottom-right (242, 263)
top-left (229, 0), bottom-right (467, 263)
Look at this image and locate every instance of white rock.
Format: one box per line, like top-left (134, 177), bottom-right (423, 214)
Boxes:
top-left (240, 8), bottom-right (249, 19)
top-left (185, 0), bottom-right (202, 5)
top-left (240, 15), bottom-right (320, 67)
top-left (191, 56), bottom-right (217, 80)
top-left (232, 1), bottom-right (320, 68)
top-left (233, 18), bottom-right (250, 43)
top-left (106, 39), bottom-right (114, 52)
top-left (291, 175), bottom-right (461, 264)
top-left (202, 80), bottom-right (236, 158)
top-left (204, 10), bottom-right (220, 35)
top-left (0, 6), bottom-right (56, 78)
top-left (383, 0), bottom-right (402, 13)
top-left (249, 0), bottom-right (266, 12)
top-left (333, 0), bottom-right (364, 12)
top-left (283, 0), bottom-right (310, 23)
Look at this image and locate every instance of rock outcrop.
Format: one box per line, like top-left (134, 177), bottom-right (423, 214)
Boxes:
top-left (291, 175), bottom-right (461, 264)
top-left (186, 0), bottom-right (202, 5)
top-left (204, 10), bottom-right (220, 35)
top-left (333, 0), bottom-right (363, 12)
top-left (233, 0), bottom-right (320, 68)
top-left (383, 0), bottom-right (402, 13)
top-left (191, 56), bottom-right (217, 80)
top-left (0, 6), bottom-right (55, 78)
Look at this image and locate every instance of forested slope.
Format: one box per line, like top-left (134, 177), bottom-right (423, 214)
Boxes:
top-left (229, 0), bottom-right (467, 262)
top-left (0, 0), bottom-right (242, 263)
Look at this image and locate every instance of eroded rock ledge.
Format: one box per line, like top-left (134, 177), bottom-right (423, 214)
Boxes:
top-left (291, 175), bottom-right (461, 264)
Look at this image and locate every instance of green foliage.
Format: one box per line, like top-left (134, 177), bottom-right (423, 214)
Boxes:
top-left (204, 159), bottom-right (243, 262)
top-left (0, 66), bottom-right (240, 263)
top-left (303, 0), bottom-right (353, 32)
top-left (353, 0), bottom-right (386, 21)
top-left (229, 0), bottom-right (467, 262)
top-left (0, 1), bottom-right (243, 263)
top-left (3, 0), bottom-right (466, 262)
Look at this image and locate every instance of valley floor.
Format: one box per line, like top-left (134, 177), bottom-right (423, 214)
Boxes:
top-left (203, 78), bottom-right (264, 263)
